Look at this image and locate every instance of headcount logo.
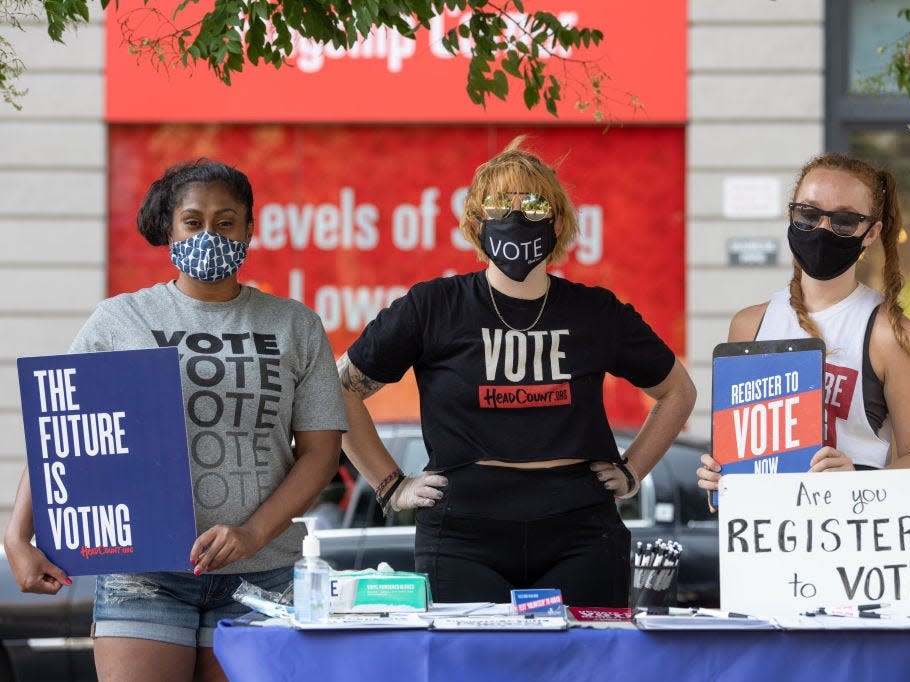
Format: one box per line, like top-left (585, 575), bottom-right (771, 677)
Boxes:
top-left (478, 328), bottom-right (573, 409)
top-left (31, 368), bottom-right (133, 554)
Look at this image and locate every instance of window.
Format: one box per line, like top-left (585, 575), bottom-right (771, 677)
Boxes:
top-left (826, 0), bottom-right (910, 302)
top-left (848, 0), bottom-right (907, 94)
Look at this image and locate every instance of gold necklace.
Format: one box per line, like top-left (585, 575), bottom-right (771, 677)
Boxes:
top-left (486, 274), bottom-right (550, 332)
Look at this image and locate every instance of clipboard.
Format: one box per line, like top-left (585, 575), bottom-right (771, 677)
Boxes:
top-left (710, 338), bottom-right (825, 507)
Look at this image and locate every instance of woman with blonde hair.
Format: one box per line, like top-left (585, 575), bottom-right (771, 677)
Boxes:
top-left (338, 137), bottom-right (695, 606)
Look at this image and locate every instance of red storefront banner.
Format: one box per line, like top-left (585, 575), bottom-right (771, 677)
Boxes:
top-left (104, 1), bottom-right (685, 123)
top-left (108, 125), bottom-right (684, 425)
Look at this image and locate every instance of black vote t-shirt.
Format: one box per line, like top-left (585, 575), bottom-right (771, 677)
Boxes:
top-left (347, 271), bottom-right (675, 471)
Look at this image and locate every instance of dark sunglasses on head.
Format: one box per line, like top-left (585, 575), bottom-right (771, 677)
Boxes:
top-left (788, 202), bottom-right (872, 238)
top-left (482, 192), bottom-right (553, 222)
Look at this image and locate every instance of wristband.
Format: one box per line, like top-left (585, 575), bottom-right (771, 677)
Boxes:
top-left (374, 468), bottom-right (403, 498)
top-left (615, 456), bottom-right (640, 499)
top-left (378, 472), bottom-right (406, 517)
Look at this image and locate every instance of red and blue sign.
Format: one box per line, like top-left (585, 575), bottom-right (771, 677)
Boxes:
top-left (712, 342), bottom-right (824, 476)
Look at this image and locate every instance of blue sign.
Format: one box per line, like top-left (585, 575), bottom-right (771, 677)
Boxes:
top-left (17, 348), bottom-right (196, 576)
top-left (710, 339), bottom-right (824, 508)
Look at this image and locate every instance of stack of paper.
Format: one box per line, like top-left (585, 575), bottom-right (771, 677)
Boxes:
top-left (633, 608), bottom-right (777, 630)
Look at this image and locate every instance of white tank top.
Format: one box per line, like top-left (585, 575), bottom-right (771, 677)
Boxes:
top-left (756, 283), bottom-right (891, 469)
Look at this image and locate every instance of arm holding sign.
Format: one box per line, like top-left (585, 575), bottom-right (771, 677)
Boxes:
top-left (696, 304), bottom-right (769, 495)
top-left (190, 429), bottom-right (341, 575)
top-left (3, 469), bottom-right (71, 594)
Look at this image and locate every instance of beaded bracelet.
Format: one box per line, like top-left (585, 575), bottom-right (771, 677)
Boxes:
top-left (374, 468), bottom-right (403, 499)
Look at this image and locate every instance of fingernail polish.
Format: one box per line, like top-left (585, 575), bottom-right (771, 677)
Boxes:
top-left (193, 567), bottom-right (201, 576)
top-left (65, 577), bottom-right (73, 586)
top-left (190, 559), bottom-right (196, 565)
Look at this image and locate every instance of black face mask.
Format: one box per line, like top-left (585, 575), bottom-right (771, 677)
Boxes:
top-left (480, 214), bottom-right (557, 282)
top-left (787, 223), bottom-right (868, 281)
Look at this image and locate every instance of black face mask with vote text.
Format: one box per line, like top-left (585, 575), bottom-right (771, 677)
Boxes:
top-left (479, 214), bottom-right (557, 282)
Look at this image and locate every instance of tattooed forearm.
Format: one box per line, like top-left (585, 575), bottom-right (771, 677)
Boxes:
top-left (337, 353), bottom-right (385, 399)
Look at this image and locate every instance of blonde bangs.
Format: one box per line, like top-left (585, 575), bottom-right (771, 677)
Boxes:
top-left (459, 141), bottom-right (579, 264)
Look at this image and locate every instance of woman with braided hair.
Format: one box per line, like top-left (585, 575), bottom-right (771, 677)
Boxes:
top-left (698, 152), bottom-right (910, 496)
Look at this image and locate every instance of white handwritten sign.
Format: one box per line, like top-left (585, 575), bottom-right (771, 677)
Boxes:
top-left (718, 470), bottom-right (910, 617)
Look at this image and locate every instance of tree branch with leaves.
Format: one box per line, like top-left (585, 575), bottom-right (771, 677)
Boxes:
top-left (3, 0), bottom-right (632, 118)
top-left (117, 0), bottom-right (609, 117)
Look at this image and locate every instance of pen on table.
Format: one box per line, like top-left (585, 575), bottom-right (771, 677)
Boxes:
top-left (801, 607), bottom-right (841, 617)
top-left (694, 608), bottom-right (749, 619)
top-left (802, 605), bottom-right (894, 618)
top-left (857, 603), bottom-right (890, 611)
top-left (461, 602), bottom-right (496, 616)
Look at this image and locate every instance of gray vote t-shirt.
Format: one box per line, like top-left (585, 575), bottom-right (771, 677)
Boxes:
top-left (69, 281), bottom-right (348, 574)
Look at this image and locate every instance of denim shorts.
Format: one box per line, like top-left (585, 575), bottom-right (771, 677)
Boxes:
top-left (92, 566), bottom-right (291, 648)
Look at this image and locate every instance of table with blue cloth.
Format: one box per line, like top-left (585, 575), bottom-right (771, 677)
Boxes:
top-left (214, 620), bottom-right (909, 682)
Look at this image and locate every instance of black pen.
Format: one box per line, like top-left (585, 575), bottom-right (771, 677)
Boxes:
top-left (804, 605), bottom-right (893, 618)
top-left (857, 603), bottom-right (890, 611)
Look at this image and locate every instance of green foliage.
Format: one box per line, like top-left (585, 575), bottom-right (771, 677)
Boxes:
top-left (138, 0), bottom-right (604, 115)
top-left (853, 7), bottom-right (910, 100)
top-left (13, 2), bottom-right (910, 115)
top-left (0, 34), bottom-right (27, 110)
top-left (0, 1), bottom-right (42, 109)
top-left (43, 0), bottom-right (90, 41)
top-left (121, 0), bottom-right (604, 117)
top-left (5, 0), bottom-right (610, 116)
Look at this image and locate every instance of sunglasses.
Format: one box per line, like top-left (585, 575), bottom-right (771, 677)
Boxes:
top-left (482, 192), bottom-right (553, 222)
top-left (788, 202), bottom-right (872, 238)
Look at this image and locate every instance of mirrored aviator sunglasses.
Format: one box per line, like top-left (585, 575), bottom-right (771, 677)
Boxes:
top-left (482, 192), bottom-right (553, 221)
top-left (788, 202), bottom-right (871, 238)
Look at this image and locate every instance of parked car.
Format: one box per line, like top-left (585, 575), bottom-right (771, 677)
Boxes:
top-left (0, 423), bottom-right (718, 681)
top-left (317, 423), bottom-right (720, 607)
top-left (0, 548), bottom-right (94, 682)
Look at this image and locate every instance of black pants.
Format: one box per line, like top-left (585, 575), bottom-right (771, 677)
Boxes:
top-left (414, 462), bottom-right (631, 607)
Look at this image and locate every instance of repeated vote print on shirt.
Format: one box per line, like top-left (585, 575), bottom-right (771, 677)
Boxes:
top-left (151, 329), bottom-right (284, 513)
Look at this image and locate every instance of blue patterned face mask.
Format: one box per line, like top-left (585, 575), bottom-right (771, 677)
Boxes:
top-left (170, 231), bottom-right (248, 282)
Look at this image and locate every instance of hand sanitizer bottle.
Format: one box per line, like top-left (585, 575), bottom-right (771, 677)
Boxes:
top-left (292, 516), bottom-right (331, 623)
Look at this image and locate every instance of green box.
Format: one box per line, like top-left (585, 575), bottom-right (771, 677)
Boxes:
top-left (329, 569), bottom-right (432, 613)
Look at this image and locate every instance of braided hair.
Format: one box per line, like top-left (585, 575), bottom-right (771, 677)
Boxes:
top-left (788, 153), bottom-right (910, 356)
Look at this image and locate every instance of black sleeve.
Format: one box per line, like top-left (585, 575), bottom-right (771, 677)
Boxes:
top-left (609, 299), bottom-right (676, 389)
top-left (346, 288), bottom-right (424, 384)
